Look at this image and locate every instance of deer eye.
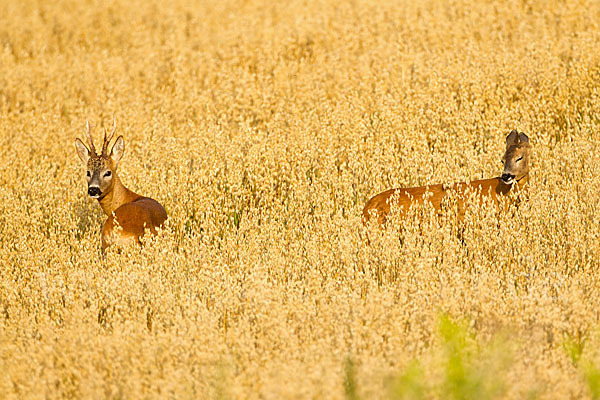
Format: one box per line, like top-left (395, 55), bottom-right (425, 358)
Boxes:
top-left (516, 157), bottom-right (523, 162)
top-left (86, 171), bottom-right (91, 177)
top-left (104, 171), bottom-right (112, 177)
top-left (500, 160), bottom-right (505, 164)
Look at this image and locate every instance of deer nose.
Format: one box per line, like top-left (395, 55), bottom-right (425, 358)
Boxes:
top-left (501, 173), bottom-right (515, 183)
top-left (88, 187), bottom-right (101, 197)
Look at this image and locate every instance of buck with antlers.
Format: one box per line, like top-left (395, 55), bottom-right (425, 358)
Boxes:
top-left (75, 120), bottom-right (167, 251)
top-left (363, 130), bottom-right (531, 225)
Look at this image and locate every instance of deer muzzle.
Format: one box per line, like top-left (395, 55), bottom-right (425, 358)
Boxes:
top-left (501, 173), bottom-right (515, 184)
top-left (88, 186), bottom-right (101, 198)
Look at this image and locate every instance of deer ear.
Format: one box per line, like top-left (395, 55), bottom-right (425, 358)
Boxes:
top-left (518, 132), bottom-right (529, 144)
top-left (506, 130), bottom-right (519, 147)
top-left (74, 138), bottom-right (90, 164)
top-left (110, 135), bottom-right (124, 167)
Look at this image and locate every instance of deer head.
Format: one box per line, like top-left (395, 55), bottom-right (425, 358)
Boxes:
top-left (74, 118), bottom-right (124, 199)
top-left (501, 130), bottom-right (531, 185)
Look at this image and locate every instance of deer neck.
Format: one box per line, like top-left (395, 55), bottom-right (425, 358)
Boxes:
top-left (98, 174), bottom-right (141, 216)
top-left (515, 173), bottom-right (529, 188)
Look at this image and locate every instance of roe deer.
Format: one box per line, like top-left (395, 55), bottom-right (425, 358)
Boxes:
top-left (362, 130), bottom-right (531, 225)
top-left (75, 119), bottom-right (167, 251)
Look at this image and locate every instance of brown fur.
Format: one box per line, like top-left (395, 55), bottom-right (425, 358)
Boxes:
top-left (98, 177), bottom-right (168, 251)
top-left (75, 121), bottom-right (167, 251)
top-left (363, 131), bottom-right (531, 225)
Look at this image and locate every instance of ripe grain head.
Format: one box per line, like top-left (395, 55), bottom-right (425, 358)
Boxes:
top-left (1, 0), bottom-right (600, 398)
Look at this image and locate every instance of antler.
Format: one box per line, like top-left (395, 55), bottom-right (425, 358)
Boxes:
top-left (102, 116), bottom-right (117, 156)
top-left (86, 120), bottom-right (97, 155)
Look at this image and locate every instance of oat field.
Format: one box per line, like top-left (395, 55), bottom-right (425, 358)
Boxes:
top-left (1, 0), bottom-right (600, 398)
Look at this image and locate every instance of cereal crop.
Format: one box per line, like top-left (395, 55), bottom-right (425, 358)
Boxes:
top-left (1, 0), bottom-right (600, 398)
